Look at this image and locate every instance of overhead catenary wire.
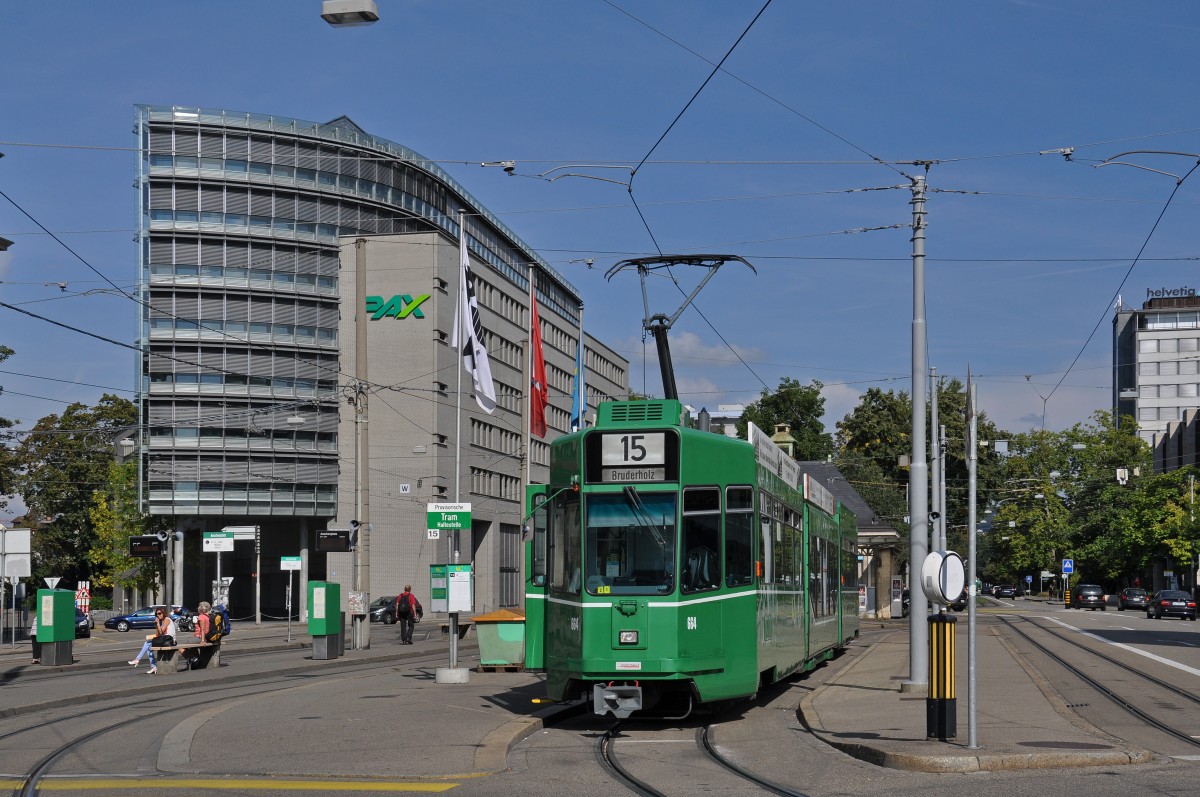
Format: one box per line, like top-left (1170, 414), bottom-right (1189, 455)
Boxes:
top-left (1044, 157), bottom-right (1200, 406)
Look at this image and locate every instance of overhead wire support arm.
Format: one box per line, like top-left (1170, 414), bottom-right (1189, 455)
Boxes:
top-left (605, 254), bottom-right (755, 401)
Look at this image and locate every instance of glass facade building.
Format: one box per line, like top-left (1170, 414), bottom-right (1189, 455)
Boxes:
top-left (1113, 292), bottom-right (1200, 470)
top-left (135, 105), bottom-right (626, 612)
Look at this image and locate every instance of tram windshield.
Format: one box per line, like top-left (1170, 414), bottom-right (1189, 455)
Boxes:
top-left (584, 491), bottom-right (677, 595)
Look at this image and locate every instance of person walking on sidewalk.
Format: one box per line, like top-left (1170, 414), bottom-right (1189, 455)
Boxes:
top-left (396, 585), bottom-right (423, 644)
top-left (30, 616), bottom-right (40, 665)
top-left (128, 608), bottom-right (175, 674)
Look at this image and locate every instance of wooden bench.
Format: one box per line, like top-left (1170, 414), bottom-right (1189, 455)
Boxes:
top-left (150, 641), bottom-right (221, 674)
top-left (439, 622), bottom-right (472, 639)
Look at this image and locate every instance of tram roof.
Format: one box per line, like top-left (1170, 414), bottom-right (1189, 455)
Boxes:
top-left (796, 461), bottom-right (899, 535)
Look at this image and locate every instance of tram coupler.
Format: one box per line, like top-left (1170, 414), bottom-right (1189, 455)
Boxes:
top-left (593, 683), bottom-right (642, 718)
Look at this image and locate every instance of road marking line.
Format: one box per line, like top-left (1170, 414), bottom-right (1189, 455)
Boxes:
top-left (1045, 617), bottom-right (1200, 677)
top-left (0, 778), bottom-right (457, 792)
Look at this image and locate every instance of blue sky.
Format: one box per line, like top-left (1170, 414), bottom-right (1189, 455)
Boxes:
top-left (3, 1), bottom-right (1200, 518)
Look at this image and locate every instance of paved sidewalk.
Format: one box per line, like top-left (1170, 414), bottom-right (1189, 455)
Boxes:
top-left (1, 617), bottom-right (568, 781)
top-left (799, 618), bottom-right (1153, 772)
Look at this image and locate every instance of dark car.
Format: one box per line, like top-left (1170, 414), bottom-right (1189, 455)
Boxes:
top-left (1071, 584), bottom-right (1107, 611)
top-left (994, 584), bottom-right (1018, 599)
top-left (103, 606), bottom-right (164, 632)
top-left (1146, 590), bottom-right (1197, 620)
top-left (369, 595), bottom-right (399, 624)
top-left (1118, 588), bottom-right (1148, 611)
top-left (74, 609), bottom-right (92, 639)
top-left (948, 588), bottom-right (969, 612)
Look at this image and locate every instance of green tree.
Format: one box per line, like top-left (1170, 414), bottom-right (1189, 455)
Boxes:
top-left (987, 411), bottom-right (1179, 590)
top-left (735, 377), bottom-right (833, 460)
top-left (88, 459), bottom-right (164, 593)
top-left (835, 380), bottom-right (1011, 557)
top-left (11, 394), bottom-right (137, 583)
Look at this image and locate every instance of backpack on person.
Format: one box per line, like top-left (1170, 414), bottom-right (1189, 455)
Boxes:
top-left (396, 594), bottom-right (412, 619)
top-left (205, 604), bottom-right (231, 643)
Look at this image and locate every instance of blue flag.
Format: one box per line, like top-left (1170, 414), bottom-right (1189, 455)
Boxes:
top-left (569, 335), bottom-right (585, 432)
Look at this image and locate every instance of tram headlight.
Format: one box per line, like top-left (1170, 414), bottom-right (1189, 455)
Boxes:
top-left (618, 630), bottom-right (638, 645)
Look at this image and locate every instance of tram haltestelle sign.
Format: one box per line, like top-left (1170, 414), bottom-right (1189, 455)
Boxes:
top-left (427, 503), bottom-right (471, 540)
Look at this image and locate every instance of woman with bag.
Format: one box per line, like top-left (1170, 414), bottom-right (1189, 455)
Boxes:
top-left (127, 608), bottom-right (175, 674)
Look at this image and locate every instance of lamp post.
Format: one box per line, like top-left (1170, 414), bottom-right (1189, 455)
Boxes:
top-left (321, 0), bottom-right (379, 26)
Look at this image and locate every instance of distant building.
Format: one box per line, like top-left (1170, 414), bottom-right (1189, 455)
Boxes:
top-left (685, 403), bottom-right (743, 438)
top-left (1112, 289), bottom-right (1200, 471)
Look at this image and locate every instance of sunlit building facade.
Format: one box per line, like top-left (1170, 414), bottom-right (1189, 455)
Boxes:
top-left (135, 105), bottom-right (626, 614)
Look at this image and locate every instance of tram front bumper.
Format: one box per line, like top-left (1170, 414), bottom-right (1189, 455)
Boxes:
top-left (593, 683), bottom-right (643, 718)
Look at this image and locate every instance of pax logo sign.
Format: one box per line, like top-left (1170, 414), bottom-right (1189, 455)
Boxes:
top-left (366, 294), bottom-right (429, 320)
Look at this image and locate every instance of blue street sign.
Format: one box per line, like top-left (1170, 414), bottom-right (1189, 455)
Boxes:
top-left (1062, 558), bottom-right (1074, 574)
top-left (1025, 575), bottom-right (1033, 583)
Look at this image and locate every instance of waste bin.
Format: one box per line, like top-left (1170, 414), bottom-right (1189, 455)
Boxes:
top-left (473, 608), bottom-right (525, 668)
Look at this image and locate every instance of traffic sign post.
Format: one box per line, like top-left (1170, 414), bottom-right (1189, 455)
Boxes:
top-left (1062, 558), bottom-right (1074, 607)
top-left (282, 556), bottom-right (301, 642)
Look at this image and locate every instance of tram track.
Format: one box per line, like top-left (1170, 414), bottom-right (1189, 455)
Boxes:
top-left (597, 715), bottom-right (812, 797)
top-left (4, 653), bottom-right (446, 795)
top-left (998, 614), bottom-right (1200, 750)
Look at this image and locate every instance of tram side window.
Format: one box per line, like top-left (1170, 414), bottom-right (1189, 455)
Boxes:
top-left (550, 492), bottom-right (582, 594)
top-left (809, 537), bottom-right (824, 617)
top-left (725, 486), bottom-right (754, 586)
top-left (760, 494), bottom-right (776, 583)
top-left (681, 487), bottom-right (720, 594)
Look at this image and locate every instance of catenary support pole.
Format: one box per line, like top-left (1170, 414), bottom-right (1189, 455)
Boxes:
top-left (967, 379), bottom-right (979, 749)
top-left (930, 367), bottom-right (940, 551)
top-left (353, 237), bottom-right (371, 650)
top-left (906, 175), bottom-right (930, 689)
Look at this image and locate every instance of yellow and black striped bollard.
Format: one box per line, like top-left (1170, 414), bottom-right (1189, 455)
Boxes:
top-left (927, 613), bottom-right (956, 740)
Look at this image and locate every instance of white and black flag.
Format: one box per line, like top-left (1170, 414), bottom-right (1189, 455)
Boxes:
top-left (452, 228), bottom-right (497, 413)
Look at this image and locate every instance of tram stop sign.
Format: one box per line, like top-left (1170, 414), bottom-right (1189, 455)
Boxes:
top-left (1062, 558), bottom-right (1074, 575)
top-left (427, 503), bottom-right (470, 540)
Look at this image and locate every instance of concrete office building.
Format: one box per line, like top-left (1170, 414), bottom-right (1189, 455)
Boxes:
top-left (1113, 288), bottom-right (1200, 471)
top-left (135, 105), bottom-right (627, 617)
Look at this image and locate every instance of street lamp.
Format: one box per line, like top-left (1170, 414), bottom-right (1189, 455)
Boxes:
top-left (321, 0), bottom-right (379, 26)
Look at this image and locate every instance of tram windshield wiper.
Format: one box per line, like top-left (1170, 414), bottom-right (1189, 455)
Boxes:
top-left (623, 486), bottom-right (668, 551)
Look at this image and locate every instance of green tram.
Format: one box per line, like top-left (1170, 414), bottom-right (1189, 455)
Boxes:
top-left (524, 399), bottom-right (859, 718)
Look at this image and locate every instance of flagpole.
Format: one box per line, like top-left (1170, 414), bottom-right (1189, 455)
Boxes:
top-left (454, 210), bottom-right (464, 564)
top-left (575, 306), bottom-right (586, 431)
top-left (523, 263), bottom-right (536, 509)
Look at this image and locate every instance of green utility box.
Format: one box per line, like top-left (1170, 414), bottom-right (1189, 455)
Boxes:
top-left (307, 581), bottom-right (343, 636)
top-left (36, 589), bottom-right (75, 642)
top-left (473, 608), bottom-right (526, 668)
top-left (308, 581), bottom-right (342, 660)
top-left (36, 589), bottom-right (75, 666)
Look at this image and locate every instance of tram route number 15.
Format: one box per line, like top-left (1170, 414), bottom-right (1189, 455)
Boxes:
top-left (601, 433), bottom-right (665, 466)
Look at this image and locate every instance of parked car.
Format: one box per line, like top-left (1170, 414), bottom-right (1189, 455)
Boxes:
top-left (1118, 588), bottom-right (1148, 611)
top-left (1071, 584), bottom-right (1107, 611)
top-left (74, 609), bottom-right (92, 639)
top-left (1146, 590), bottom-right (1197, 620)
top-left (901, 589), bottom-right (910, 618)
top-left (948, 589), bottom-right (969, 612)
top-left (103, 606), bottom-right (164, 632)
top-left (994, 585), bottom-right (1018, 599)
top-left (369, 595), bottom-right (400, 624)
